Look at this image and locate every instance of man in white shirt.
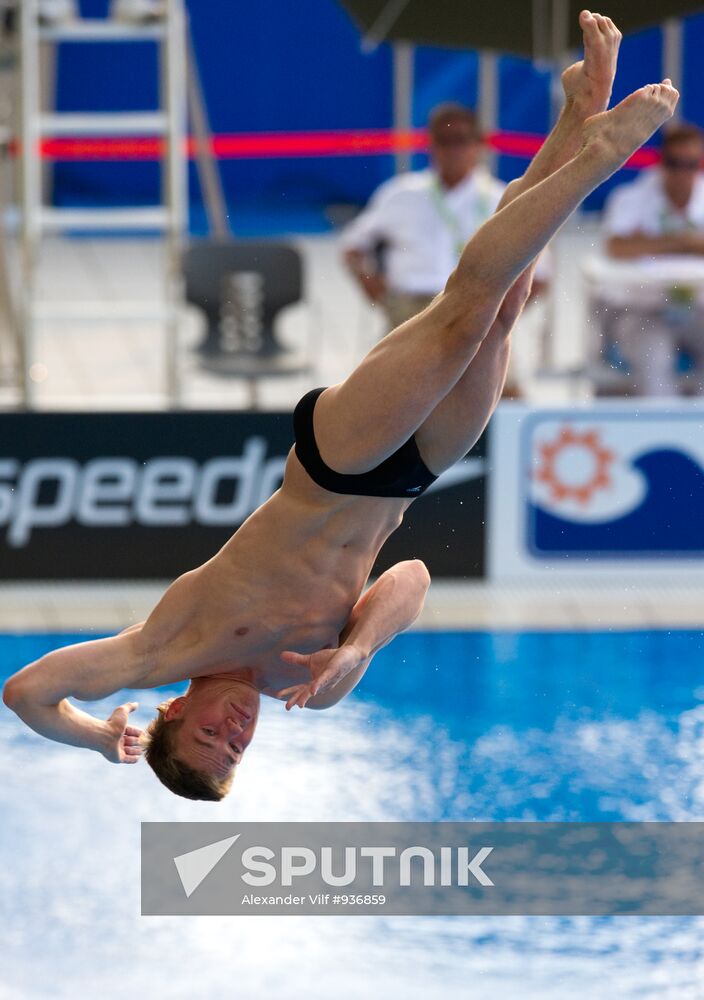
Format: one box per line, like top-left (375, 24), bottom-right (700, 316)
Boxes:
top-left (340, 103), bottom-right (506, 330)
top-left (340, 103), bottom-right (549, 395)
top-left (602, 123), bottom-right (704, 395)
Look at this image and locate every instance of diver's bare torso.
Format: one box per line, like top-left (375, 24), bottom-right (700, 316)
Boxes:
top-left (136, 446), bottom-right (412, 697)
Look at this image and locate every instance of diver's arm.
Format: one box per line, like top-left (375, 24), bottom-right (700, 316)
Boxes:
top-left (278, 560), bottom-right (430, 709)
top-left (1, 628), bottom-right (146, 761)
top-left (2, 686), bottom-right (142, 762)
top-left (336, 558), bottom-right (430, 662)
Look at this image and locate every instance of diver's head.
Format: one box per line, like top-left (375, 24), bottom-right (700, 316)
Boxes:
top-left (142, 676), bottom-right (261, 800)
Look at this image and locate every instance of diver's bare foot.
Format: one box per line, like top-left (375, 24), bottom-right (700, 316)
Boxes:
top-left (581, 80), bottom-right (679, 173)
top-left (562, 10), bottom-right (622, 117)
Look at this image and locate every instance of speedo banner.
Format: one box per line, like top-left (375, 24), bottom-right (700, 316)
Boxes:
top-left (0, 412), bottom-right (486, 579)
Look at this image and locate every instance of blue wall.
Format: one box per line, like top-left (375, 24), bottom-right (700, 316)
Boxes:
top-left (52, 1), bottom-right (704, 234)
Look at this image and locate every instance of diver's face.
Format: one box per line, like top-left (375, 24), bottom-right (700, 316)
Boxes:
top-left (168, 678), bottom-right (261, 779)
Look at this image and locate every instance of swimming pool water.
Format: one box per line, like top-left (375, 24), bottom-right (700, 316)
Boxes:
top-left (2, 629), bottom-right (704, 998)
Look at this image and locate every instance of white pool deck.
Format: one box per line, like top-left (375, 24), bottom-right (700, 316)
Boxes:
top-left (0, 578), bottom-right (702, 632)
top-left (0, 221), bottom-right (702, 632)
top-left (0, 217), bottom-right (598, 410)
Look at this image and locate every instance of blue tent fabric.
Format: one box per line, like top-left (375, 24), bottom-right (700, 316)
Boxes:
top-left (52, 2), bottom-right (704, 235)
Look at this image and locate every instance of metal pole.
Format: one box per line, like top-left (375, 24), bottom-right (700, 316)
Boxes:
top-left (361, 0), bottom-right (411, 52)
top-left (186, 21), bottom-right (229, 239)
top-left (478, 51), bottom-right (498, 174)
top-left (549, 0), bottom-right (571, 124)
top-left (0, 20), bottom-right (20, 385)
top-left (39, 35), bottom-right (54, 205)
top-left (532, 0), bottom-right (551, 62)
top-left (18, 0), bottom-right (41, 407)
top-left (0, 132), bottom-right (20, 383)
top-left (542, 0), bottom-right (573, 374)
top-left (162, 0), bottom-right (187, 407)
top-left (392, 41), bottom-right (413, 174)
top-left (663, 18), bottom-right (683, 121)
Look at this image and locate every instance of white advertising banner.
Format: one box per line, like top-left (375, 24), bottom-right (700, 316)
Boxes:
top-left (488, 402), bottom-right (704, 579)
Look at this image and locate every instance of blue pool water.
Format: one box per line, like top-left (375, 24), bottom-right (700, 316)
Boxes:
top-left (2, 629), bottom-right (704, 998)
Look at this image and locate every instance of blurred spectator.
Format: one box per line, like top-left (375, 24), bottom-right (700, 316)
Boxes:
top-left (110, 0), bottom-right (167, 22)
top-left (340, 102), bottom-right (548, 396)
top-left (340, 102), bottom-right (504, 329)
top-left (38, 0), bottom-right (77, 23)
top-left (602, 123), bottom-right (704, 396)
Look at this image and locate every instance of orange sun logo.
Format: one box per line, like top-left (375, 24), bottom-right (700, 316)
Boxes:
top-left (534, 426), bottom-right (614, 505)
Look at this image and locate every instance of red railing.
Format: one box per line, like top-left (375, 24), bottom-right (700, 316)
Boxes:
top-left (8, 127), bottom-right (658, 169)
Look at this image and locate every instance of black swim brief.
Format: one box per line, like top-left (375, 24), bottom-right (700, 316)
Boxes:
top-left (292, 386), bottom-right (438, 498)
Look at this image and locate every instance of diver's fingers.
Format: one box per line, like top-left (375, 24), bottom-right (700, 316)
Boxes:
top-left (284, 685), bottom-right (306, 710)
top-left (297, 689), bottom-right (313, 709)
top-left (277, 685), bottom-right (301, 698)
top-left (285, 685), bottom-right (315, 710)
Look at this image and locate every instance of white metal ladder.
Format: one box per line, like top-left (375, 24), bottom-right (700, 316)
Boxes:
top-left (17, 0), bottom-right (187, 406)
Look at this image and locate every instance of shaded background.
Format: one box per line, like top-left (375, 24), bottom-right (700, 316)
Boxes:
top-left (51, 0), bottom-right (704, 229)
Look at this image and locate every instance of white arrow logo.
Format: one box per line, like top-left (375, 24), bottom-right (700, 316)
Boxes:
top-left (173, 834), bottom-right (240, 898)
top-left (424, 457), bottom-right (486, 495)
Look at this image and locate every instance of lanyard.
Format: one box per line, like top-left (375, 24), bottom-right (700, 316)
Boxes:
top-left (659, 206), bottom-right (697, 233)
top-left (657, 208), bottom-right (698, 304)
top-left (430, 173), bottom-right (493, 261)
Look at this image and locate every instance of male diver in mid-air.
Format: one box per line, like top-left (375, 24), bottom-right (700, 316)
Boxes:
top-left (3, 12), bottom-right (678, 799)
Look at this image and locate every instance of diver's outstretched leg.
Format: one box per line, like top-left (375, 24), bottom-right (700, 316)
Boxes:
top-left (315, 80), bottom-right (678, 474)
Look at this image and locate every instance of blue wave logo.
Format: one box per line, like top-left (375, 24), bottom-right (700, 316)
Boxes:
top-left (529, 448), bottom-right (704, 557)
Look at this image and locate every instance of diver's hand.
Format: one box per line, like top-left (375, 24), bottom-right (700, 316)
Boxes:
top-left (101, 702), bottom-right (144, 764)
top-left (276, 644), bottom-right (366, 710)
